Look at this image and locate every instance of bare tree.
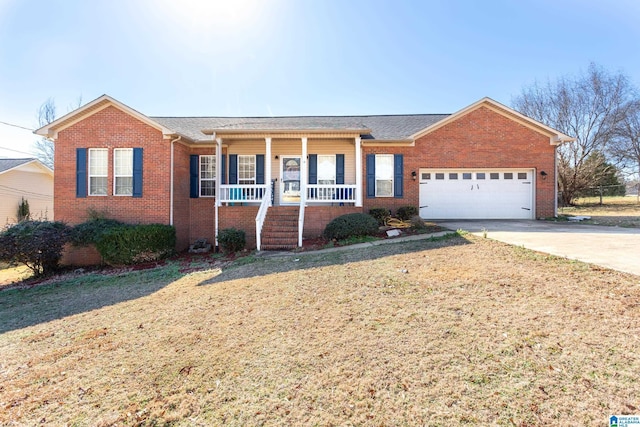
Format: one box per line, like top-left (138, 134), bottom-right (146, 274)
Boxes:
top-left (612, 100), bottom-right (640, 200)
top-left (512, 63), bottom-right (635, 205)
top-left (34, 98), bottom-right (57, 168)
top-left (34, 96), bottom-right (83, 169)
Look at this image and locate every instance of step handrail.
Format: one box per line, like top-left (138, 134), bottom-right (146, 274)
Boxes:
top-left (255, 186), bottom-right (272, 251)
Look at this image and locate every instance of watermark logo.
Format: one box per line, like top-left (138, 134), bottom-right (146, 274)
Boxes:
top-left (610, 415), bottom-right (640, 427)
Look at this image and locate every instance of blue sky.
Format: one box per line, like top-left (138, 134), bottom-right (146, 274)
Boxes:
top-left (1, 0), bottom-right (639, 158)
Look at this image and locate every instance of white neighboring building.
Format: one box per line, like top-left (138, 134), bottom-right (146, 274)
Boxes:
top-left (0, 158), bottom-right (53, 225)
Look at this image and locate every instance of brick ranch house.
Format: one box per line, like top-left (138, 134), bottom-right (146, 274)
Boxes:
top-left (35, 95), bottom-right (573, 259)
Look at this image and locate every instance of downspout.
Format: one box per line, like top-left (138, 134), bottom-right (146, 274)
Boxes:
top-left (554, 146), bottom-right (558, 217)
top-left (169, 135), bottom-right (182, 225)
top-left (214, 134), bottom-right (220, 250)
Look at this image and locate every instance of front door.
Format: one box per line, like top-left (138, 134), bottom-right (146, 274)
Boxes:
top-left (281, 156), bottom-right (301, 204)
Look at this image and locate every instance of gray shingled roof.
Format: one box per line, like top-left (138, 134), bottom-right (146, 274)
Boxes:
top-left (151, 114), bottom-right (450, 141)
top-left (0, 158), bottom-right (35, 173)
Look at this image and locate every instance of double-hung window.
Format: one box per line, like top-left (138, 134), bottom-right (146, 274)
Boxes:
top-left (375, 154), bottom-right (394, 197)
top-left (317, 155), bottom-right (336, 185)
top-left (88, 148), bottom-right (108, 196)
top-left (114, 148), bottom-right (133, 196)
top-left (238, 155), bottom-right (256, 185)
top-left (200, 155), bottom-right (216, 197)
top-left (316, 155), bottom-right (336, 199)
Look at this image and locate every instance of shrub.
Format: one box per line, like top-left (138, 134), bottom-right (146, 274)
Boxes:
top-left (396, 206), bottom-right (419, 220)
top-left (71, 218), bottom-right (125, 246)
top-left (369, 208), bottom-right (391, 226)
top-left (0, 220), bottom-right (70, 276)
top-left (17, 197), bottom-right (30, 222)
top-left (409, 215), bottom-right (428, 230)
top-left (218, 228), bottom-right (246, 254)
top-left (323, 213), bottom-right (379, 240)
top-left (96, 224), bottom-right (176, 265)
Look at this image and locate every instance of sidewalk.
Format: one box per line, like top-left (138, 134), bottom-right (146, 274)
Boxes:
top-left (255, 230), bottom-right (455, 259)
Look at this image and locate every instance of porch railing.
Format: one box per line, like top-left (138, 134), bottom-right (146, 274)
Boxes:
top-left (306, 184), bottom-right (357, 203)
top-left (219, 184), bottom-right (267, 203)
top-left (255, 185), bottom-right (272, 251)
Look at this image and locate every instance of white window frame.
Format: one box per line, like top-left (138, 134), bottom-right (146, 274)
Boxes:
top-left (375, 154), bottom-right (394, 197)
top-left (200, 154), bottom-right (216, 197)
top-left (238, 155), bottom-right (256, 185)
top-left (317, 154), bottom-right (336, 185)
top-left (88, 148), bottom-right (108, 196)
top-left (113, 148), bottom-right (133, 196)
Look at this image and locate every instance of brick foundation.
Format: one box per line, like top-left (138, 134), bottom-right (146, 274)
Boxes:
top-left (60, 244), bottom-right (102, 267)
top-left (303, 206), bottom-right (362, 238)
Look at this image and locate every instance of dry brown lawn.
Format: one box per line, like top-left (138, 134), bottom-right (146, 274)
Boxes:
top-left (1, 234), bottom-right (639, 426)
top-left (560, 196), bottom-right (640, 228)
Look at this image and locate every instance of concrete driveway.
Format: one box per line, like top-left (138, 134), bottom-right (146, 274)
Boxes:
top-left (436, 220), bottom-right (640, 277)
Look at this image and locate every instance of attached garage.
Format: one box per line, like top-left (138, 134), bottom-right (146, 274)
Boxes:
top-left (419, 169), bottom-right (535, 219)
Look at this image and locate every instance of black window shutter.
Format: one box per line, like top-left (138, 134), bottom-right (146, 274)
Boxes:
top-left (132, 148), bottom-right (143, 198)
top-left (221, 154), bottom-right (226, 185)
top-left (76, 148), bottom-right (87, 198)
top-left (256, 154), bottom-right (265, 184)
top-left (394, 154), bottom-right (403, 198)
top-left (189, 155), bottom-right (199, 198)
top-left (228, 154), bottom-right (238, 184)
top-left (366, 154), bottom-right (375, 198)
top-left (336, 154), bottom-right (345, 185)
top-left (308, 154), bottom-right (317, 184)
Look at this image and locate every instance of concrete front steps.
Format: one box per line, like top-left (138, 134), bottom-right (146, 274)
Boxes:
top-left (260, 206), bottom-right (299, 250)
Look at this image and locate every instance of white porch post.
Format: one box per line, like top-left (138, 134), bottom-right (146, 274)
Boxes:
top-left (355, 136), bottom-right (362, 207)
top-left (215, 137), bottom-right (222, 246)
top-left (301, 137), bottom-right (308, 205)
top-left (265, 137), bottom-right (272, 205)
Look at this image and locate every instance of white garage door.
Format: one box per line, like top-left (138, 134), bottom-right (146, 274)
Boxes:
top-left (419, 169), bottom-right (534, 219)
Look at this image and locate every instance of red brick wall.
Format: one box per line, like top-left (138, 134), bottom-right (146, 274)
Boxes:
top-left (361, 146), bottom-right (415, 216)
top-left (218, 206), bottom-right (259, 249)
top-left (172, 142), bottom-right (191, 251)
top-left (303, 206), bottom-right (362, 238)
top-left (60, 244), bottom-right (102, 266)
top-left (362, 106), bottom-right (557, 218)
top-left (54, 106), bottom-right (171, 225)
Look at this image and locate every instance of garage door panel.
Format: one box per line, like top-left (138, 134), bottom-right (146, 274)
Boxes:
top-left (419, 169), bottom-right (533, 219)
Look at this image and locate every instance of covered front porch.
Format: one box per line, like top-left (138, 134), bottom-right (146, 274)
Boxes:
top-left (207, 132), bottom-right (365, 250)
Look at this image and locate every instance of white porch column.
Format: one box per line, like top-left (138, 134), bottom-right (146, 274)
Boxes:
top-left (265, 137), bottom-right (272, 205)
top-left (215, 137), bottom-right (222, 207)
top-left (301, 137), bottom-right (308, 206)
top-left (215, 137), bottom-right (222, 246)
top-left (355, 136), bottom-right (362, 207)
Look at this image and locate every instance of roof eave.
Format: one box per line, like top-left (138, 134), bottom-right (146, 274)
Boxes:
top-left (409, 97), bottom-right (577, 144)
top-left (34, 95), bottom-right (177, 140)
top-left (0, 159), bottom-right (53, 176)
top-left (361, 139), bottom-right (415, 146)
top-left (201, 128), bottom-right (371, 136)
top-left (551, 135), bottom-right (576, 145)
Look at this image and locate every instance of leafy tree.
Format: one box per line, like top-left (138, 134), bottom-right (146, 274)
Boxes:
top-left (512, 63), bottom-right (635, 205)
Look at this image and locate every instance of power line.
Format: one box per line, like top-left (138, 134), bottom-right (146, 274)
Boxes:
top-left (0, 184), bottom-right (53, 199)
top-left (0, 145), bottom-right (36, 156)
top-left (0, 120), bottom-right (34, 131)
